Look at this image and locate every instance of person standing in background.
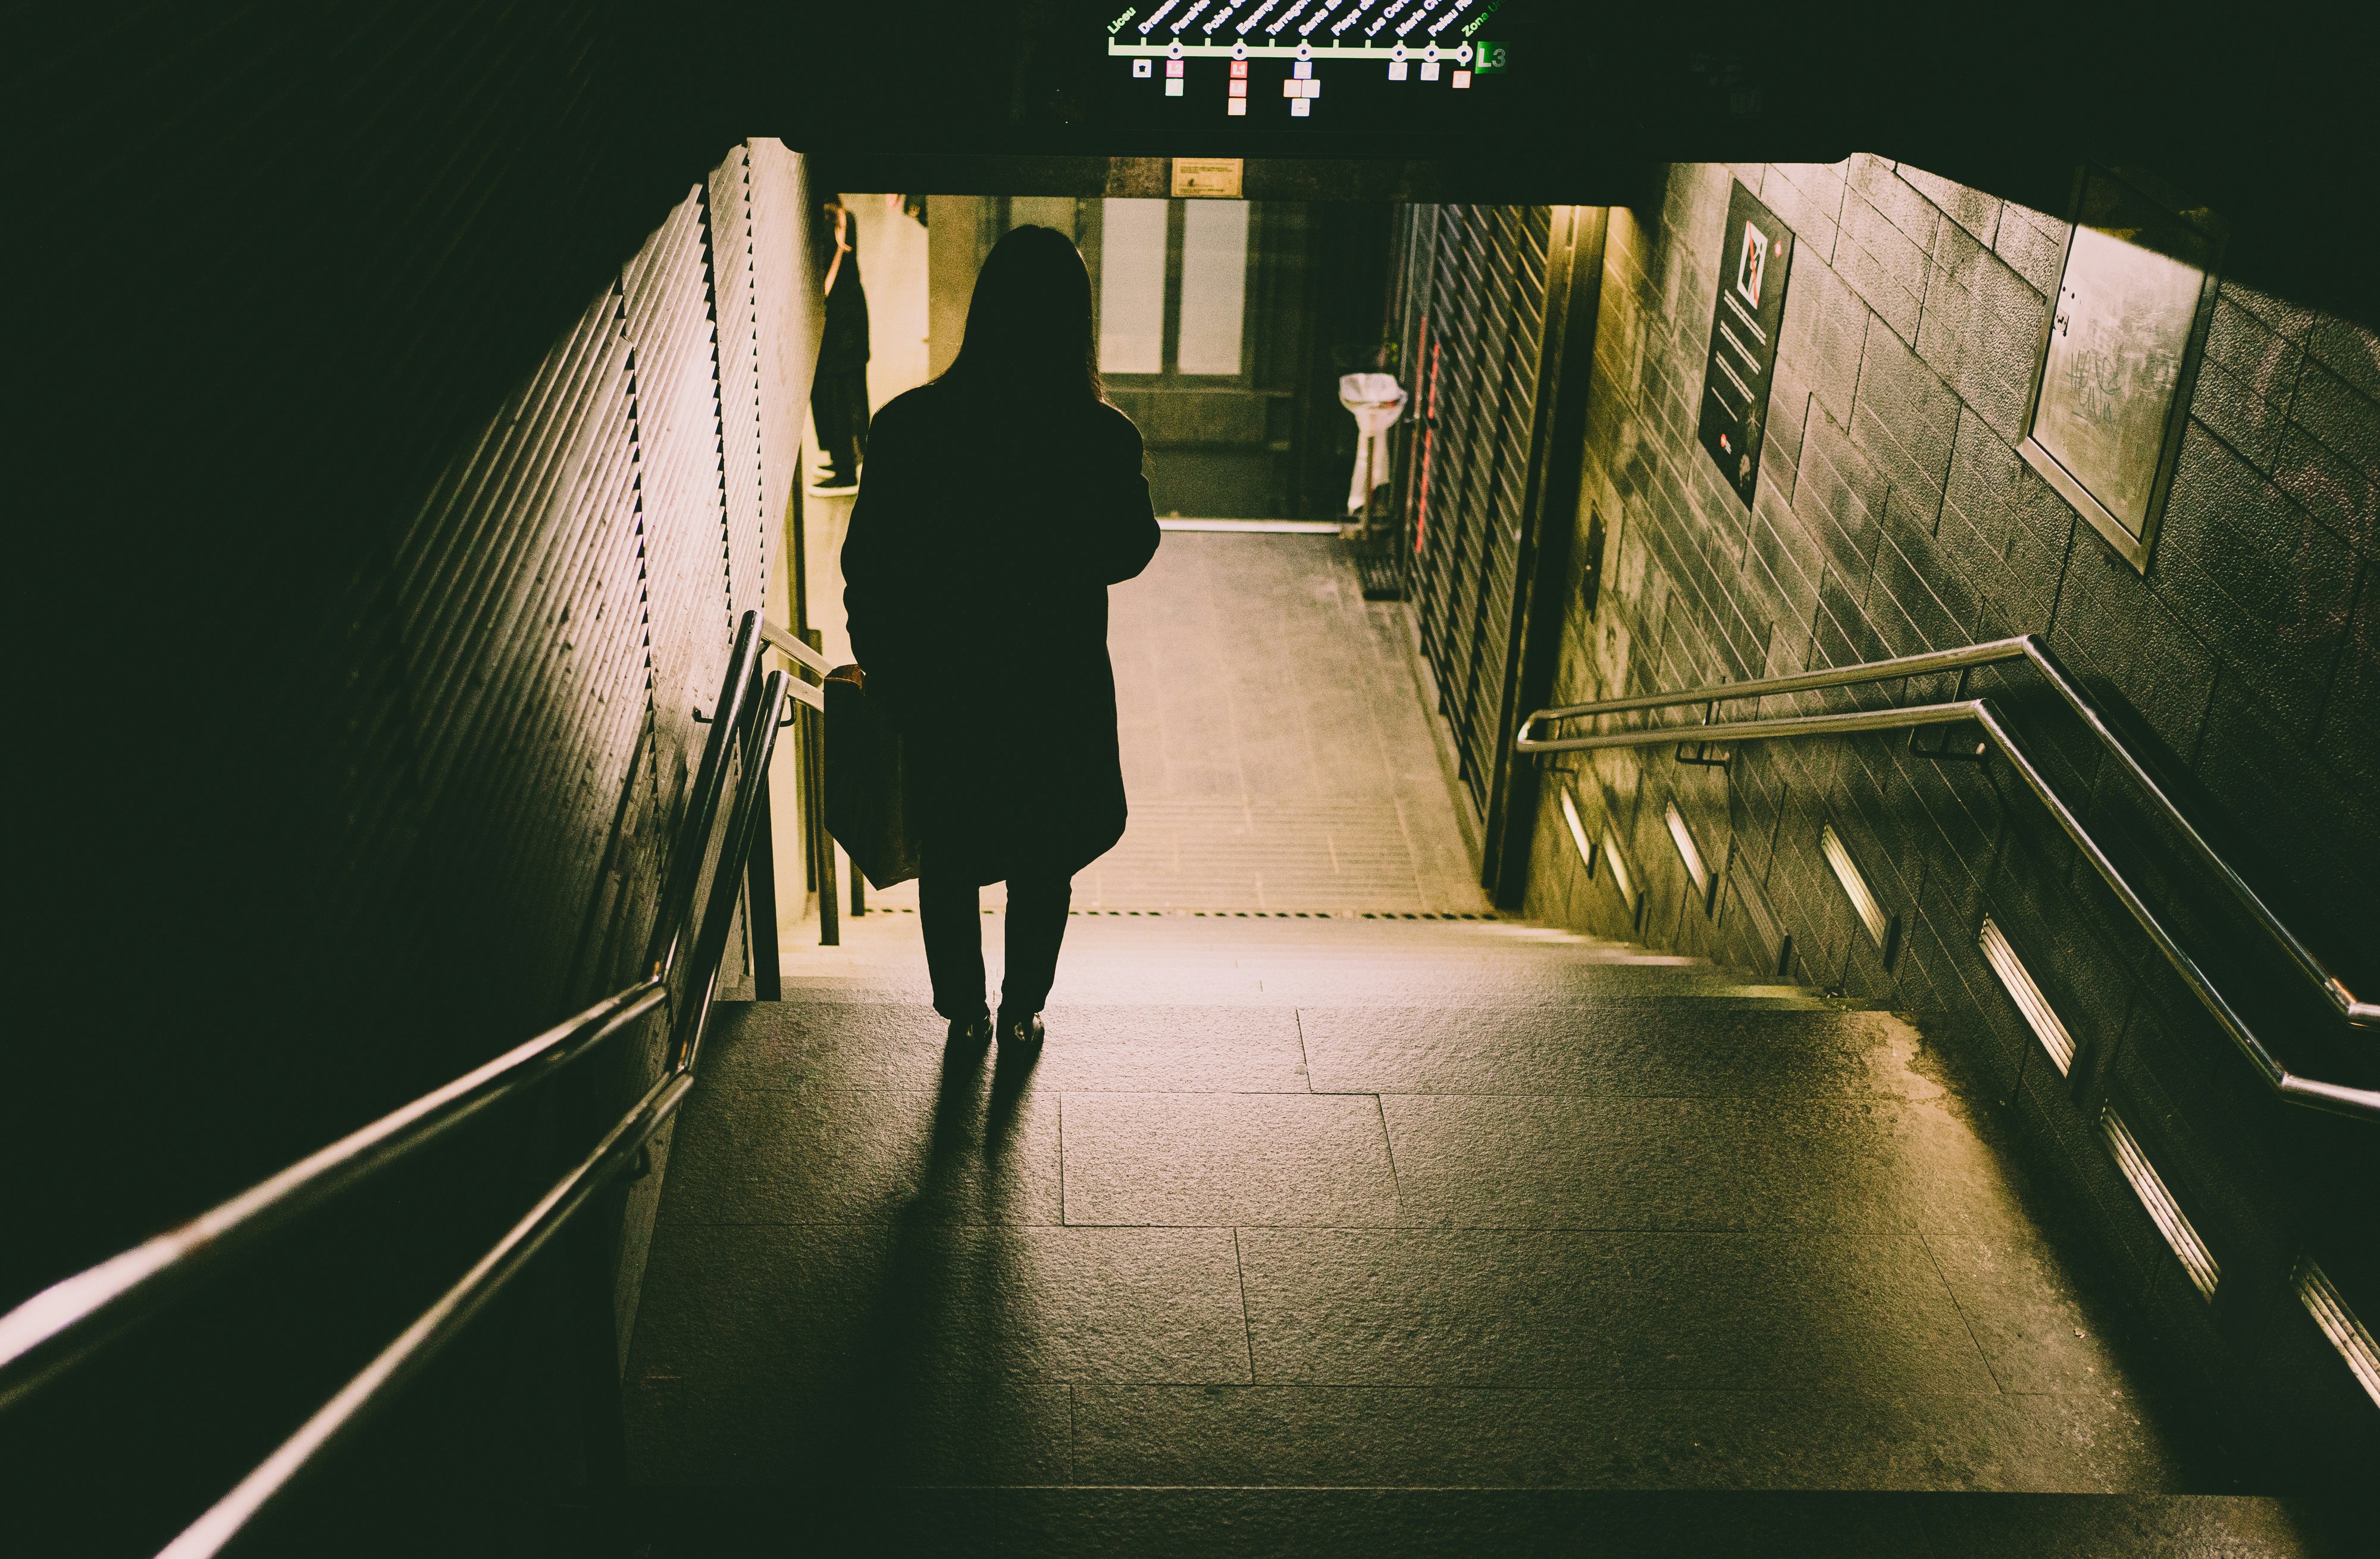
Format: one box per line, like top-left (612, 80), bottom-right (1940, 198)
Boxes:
top-left (810, 196), bottom-right (871, 490)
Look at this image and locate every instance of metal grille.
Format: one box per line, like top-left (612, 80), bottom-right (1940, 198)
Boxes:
top-left (710, 149), bottom-right (771, 631)
top-left (393, 284), bottom-right (651, 992)
top-left (383, 142), bottom-right (816, 1014)
top-left (623, 186), bottom-right (731, 784)
top-left (1394, 204), bottom-right (1554, 813)
top-left (749, 140), bottom-right (817, 577)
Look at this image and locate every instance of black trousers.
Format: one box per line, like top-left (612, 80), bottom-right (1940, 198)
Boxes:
top-left (919, 867), bottom-right (1072, 1019)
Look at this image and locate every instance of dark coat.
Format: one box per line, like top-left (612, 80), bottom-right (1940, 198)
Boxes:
top-left (841, 382), bottom-right (1160, 885)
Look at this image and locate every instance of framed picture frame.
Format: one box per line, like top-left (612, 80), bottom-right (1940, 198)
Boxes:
top-left (2016, 167), bottom-right (2226, 574)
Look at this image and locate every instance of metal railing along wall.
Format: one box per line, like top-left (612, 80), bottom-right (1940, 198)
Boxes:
top-left (759, 616), bottom-right (843, 945)
top-left (1517, 632), bottom-right (2379, 1122)
top-left (0, 609), bottom-right (822, 1555)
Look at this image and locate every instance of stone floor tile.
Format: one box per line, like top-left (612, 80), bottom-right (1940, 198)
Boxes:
top-left (626, 1379), bottom-right (1072, 1488)
top-left (1235, 1227), bottom-right (1623, 1386)
top-left (705, 1000), bottom-right (1311, 1091)
top-left (1923, 1229), bottom-right (2141, 1395)
top-left (1915, 1493), bottom-right (2342, 1557)
top-left (1589, 1228), bottom-right (1999, 1394)
top-left (1236, 1228), bottom-right (1995, 1394)
top-left (635, 1488), bottom-right (1942, 1558)
top-left (1298, 1004), bottom-right (1937, 1097)
top-left (1060, 1092), bottom-right (1397, 1227)
top-left (1382, 1094), bottom-right (1884, 1231)
top-left (1069, 1384), bottom-right (2186, 1492)
top-left (660, 1081), bottom-right (1061, 1228)
top-left (631, 1221), bottom-right (1252, 1388)
top-left (1380, 1094), bottom-right (2014, 1234)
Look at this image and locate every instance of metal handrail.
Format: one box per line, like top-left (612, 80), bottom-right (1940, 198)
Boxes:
top-left (0, 982), bottom-right (663, 1414)
top-left (0, 611), bottom-right (800, 1555)
top-left (1517, 635), bottom-right (2379, 1122)
top-left (1521, 633), bottom-right (2375, 1027)
top-left (160, 669), bottom-right (793, 1559)
top-left (759, 613), bottom-right (834, 679)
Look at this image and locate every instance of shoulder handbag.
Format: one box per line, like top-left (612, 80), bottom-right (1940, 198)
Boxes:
top-left (823, 663), bottom-right (922, 889)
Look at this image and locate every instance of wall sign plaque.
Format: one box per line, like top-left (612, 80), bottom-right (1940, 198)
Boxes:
top-left (1169, 157), bottom-right (1243, 198)
top-left (2018, 167), bottom-right (2223, 574)
top-left (1696, 181), bottom-right (1794, 509)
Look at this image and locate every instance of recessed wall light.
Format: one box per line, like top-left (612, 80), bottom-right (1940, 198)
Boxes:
top-left (1979, 915), bottom-right (2076, 1075)
top-left (1819, 822), bottom-right (1893, 954)
top-left (1601, 828), bottom-right (1640, 923)
top-left (1559, 786), bottom-right (1595, 873)
top-left (1665, 800), bottom-right (1713, 910)
top-left (2101, 1106), bottom-right (2219, 1303)
top-left (2293, 1258), bottom-right (2380, 1410)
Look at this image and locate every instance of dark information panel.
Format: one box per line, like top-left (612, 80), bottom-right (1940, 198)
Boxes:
top-left (1696, 181), bottom-right (1793, 508)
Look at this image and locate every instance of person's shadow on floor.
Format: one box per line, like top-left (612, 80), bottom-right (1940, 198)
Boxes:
top-left (812, 1023), bottom-right (1044, 1502)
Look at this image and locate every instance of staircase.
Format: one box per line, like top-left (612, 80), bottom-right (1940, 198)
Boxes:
top-left (619, 910), bottom-right (2339, 1556)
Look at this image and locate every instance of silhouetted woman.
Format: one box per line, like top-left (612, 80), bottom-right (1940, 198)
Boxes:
top-left (842, 225), bottom-right (1160, 1048)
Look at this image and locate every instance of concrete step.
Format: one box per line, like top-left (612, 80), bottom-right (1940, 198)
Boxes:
top-left (703, 998), bottom-right (1919, 1097)
top-left (632, 914), bottom-right (2231, 1523)
top-left (767, 916), bottom-right (1829, 1009)
top-left (626, 1489), bottom-right (2344, 1558)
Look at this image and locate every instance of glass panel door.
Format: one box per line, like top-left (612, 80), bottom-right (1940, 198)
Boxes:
top-left (1097, 198), bottom-right (1168, 375)
top-left (1176, 201), bottom-right (1251, 375)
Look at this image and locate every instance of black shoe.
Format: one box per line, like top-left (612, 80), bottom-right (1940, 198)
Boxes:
top-left (997, 1011), bottom-right (1045, 1048)
top-left (947, 1009), bottom-right (992, 1048)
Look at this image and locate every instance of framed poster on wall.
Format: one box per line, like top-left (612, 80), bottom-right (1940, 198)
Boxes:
top-left (2018, 168), bottom-right (2225, 573)
top-left (1696, 181), bottom-right (1795, 509)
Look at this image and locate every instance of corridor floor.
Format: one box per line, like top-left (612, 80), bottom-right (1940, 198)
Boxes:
top-left (837, 531), bottom-right (1491, 918)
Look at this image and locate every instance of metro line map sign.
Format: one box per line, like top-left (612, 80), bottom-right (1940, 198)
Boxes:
top-left (1106, 1), bottom-right (1514, 123)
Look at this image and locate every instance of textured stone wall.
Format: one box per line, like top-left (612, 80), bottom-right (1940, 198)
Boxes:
top-left (1524, 159), bottom-right (2378, 1470)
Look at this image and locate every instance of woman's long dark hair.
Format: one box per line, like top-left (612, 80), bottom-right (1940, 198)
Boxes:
top-left (938, 224), bottom-right (1103, 403)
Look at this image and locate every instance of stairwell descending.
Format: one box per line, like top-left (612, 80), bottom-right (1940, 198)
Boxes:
top-left (619, 536), bottom-right (2335, 1555)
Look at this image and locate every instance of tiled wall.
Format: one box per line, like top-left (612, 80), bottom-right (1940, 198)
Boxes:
top-left (1524, 159), bottom-right (2379, 1467)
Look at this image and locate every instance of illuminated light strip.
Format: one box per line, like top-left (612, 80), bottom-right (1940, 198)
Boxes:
top-left (1602, 828), bottom-right (1639, 915)
top-left (1138, 0), bottom-right (1184, 35)
top-left (1978, 915), bottom-right (2076, 1075)
top-left (2293, 1259), bottom-right (2380, 1409)
top-left (1427, 0), bottom-right (1476, 33)
top-left (1819, 823), bottom-right (1890, 948)
top-left (1665, 800), bottom-right (1712, 904)
top-left (1267, 0), bottom-right (1314, 35)
top-left (1332, 0), bottom-right (1385, 35)
top-left (2100, 1106), bottom-right (2220, 1303)
top-left (1559, 787), bottom-right (1596, 872)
